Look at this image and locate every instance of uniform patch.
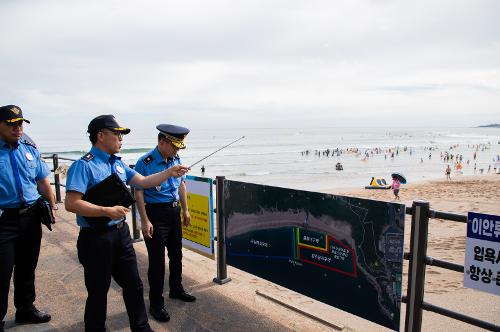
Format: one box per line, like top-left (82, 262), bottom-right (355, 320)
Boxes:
top-left (26, 152), bottom-right (34, 161)
top-left (167, 155), bottom-right (180, 163)
top-left (143, 155), bottom-right (154, 165)
top-left (116, 165), bottom-right (124, 174)
top-left (82, 153), bottom-right (94, 161)
top-left (21, 139), bottom-right (37, 149)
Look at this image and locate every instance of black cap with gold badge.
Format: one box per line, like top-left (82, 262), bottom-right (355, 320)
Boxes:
top-left (156, 124), bottom-right (189, 149)
top-left (87, 115), bottom-right (131, 134)
top-left (0, 105), bottom-right (31, 123)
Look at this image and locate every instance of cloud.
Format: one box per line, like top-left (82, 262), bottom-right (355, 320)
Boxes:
top-left (1, 0), bottom-right (499, 130)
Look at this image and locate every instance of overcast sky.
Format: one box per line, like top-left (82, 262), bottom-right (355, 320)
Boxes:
top-left (1, 0), bottom-right (499, 131)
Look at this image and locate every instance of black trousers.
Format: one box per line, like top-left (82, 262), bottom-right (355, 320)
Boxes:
top-left (0, 206), bottom-right (42, 322)
top-left (144, 205), bottom-right (183, 309)
top-left (77, 223), bottom-right (150, 332)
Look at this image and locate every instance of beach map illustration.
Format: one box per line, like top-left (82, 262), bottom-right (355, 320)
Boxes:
top-left (224, 180), bottom-right (405, 330)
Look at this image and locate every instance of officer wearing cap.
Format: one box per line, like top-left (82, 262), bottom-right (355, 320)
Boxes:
top-left (134, 124), bottom-right (195, 323)
top-left (64, 115), bottom-right (189, 332)
top-left (0, 105), bottom-right (56, 331)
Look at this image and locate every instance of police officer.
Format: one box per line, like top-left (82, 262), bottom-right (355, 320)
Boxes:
top-left (0, 105), bottom-right (56, 331)
top-left (134, 124), bottom-right (195, 323)
top-left (64, 115), bottom-right (189, 332)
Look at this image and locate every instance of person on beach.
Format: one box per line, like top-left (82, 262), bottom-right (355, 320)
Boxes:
top-left (0, 105), bottom-right (57, 331)
top-left (134, 124), bottom-right (195, 323)
top-left (445, 165), bottom-right (451, 180)
top-left (391, 176), bottom-right (401, 200)
top-left (64, 115), bottom-right (189, 332)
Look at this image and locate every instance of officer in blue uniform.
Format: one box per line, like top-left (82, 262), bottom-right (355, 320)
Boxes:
top-left (134, 124), bottom-right (195, 323)
top-left (0, 105), bottom-right (56, 331)
top-left (64, 115), bottom-right (189, 332)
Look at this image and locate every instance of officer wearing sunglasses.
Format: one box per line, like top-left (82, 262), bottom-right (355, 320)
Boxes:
top-left (0, 105), bottom-right (56, 331)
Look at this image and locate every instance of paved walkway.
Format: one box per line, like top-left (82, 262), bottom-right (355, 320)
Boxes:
top-left (3, 209), bottom-right (342, 332)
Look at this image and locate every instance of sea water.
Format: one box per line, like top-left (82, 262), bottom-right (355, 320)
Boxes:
top-left (33, 127), bottom-right (500, 193)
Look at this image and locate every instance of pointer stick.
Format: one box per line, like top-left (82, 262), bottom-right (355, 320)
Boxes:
top-left (188, 136), bottom-right (245, 168)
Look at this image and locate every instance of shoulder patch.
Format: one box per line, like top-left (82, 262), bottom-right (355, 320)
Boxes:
top-left (20, 133), bottom-right (38, 149)
top-left (21, 139), bottom-right (37, 149)
top-left (143, 155), bottom-right (154, 165)
top-left (81, 152), bottom-right (94, 161)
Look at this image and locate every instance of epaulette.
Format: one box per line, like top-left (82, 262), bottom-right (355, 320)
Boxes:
top-left (166, 155), bottom-right (181, 165)
top-left (81, 153), bottom-right (94, 161)
top-left (20, 133), bottom-right (38, 149)
top-left (143, 155), bottom-right (154, 165)
top-left (21, 139), bottom-right (37, 149)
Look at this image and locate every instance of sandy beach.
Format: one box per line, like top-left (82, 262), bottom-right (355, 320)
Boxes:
top-left (334, 174), bottom-right (500, 331)
top-left (4, 174), bottom-right (500, 331)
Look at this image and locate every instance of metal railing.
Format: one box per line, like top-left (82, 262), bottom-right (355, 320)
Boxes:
top-left (41, 154), bottom-right (76, 203)
top-left (403, 201), bottom-right (499, 332)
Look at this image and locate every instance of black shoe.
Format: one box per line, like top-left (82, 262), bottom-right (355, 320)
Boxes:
top-left (15, 306), bottom-right (51, 324)
top-left (169, 290), bottom-right (196, 302)
top-left (149, 306), bottom-right (170, 322)
top-left (0, 321), bottom-right (4, 332)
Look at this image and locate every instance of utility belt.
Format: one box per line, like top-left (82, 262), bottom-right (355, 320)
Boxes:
top-left (81, 220), bottom-right (126, 232)
top-left (0, 202), bottom-right (38, 218)
top-left (146, 201), bottom-right (179, 208)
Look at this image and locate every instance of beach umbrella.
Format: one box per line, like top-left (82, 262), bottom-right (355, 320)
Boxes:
top-left (391, 172), bottom-right (407, 184)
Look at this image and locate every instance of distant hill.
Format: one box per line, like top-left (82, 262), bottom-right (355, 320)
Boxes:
top-left (477, 123), bottom-right (500, 128)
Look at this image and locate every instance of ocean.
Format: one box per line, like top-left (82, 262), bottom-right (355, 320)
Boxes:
top-left (34, 127), bottom-right (500, 193)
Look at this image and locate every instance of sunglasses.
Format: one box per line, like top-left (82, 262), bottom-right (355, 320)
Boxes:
top-left (101, 130), bottom-right (123, 139)
top-left (4, 121), bottom-right (23, 127)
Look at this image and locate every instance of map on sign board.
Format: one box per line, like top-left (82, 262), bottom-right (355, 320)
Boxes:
top-left (224, 181), bottom-right (405, 330)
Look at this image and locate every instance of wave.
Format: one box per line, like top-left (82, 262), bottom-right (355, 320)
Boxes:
top-left (232, 171), bottom-right (271, 176)
top-left (42, 147), bottom-right (152, 156)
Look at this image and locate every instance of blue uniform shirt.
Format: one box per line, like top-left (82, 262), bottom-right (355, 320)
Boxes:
top-left (134, 147), bottom-right (185, 204)
top-left (0, 138), bottom-right (50, 208)
top-left (65, 146), bottom-right (137, 228)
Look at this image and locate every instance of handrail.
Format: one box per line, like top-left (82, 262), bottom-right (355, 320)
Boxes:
top-left (404, 202), bottom-right (499, 332)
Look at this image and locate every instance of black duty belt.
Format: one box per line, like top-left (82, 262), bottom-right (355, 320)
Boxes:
top-left (112, 221), bottom-right (125, 229)
top-left (1, 202), bottom-right (37, 216)
top-left (147, 201), bottom-right (179, 208)
top-left (81, 220), bottom-right (125, 231)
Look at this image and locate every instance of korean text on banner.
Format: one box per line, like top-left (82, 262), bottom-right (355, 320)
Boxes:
top-left (464, 212), bottom-right (500, 296)
top-left (181, 176), bottom-right (214, 258)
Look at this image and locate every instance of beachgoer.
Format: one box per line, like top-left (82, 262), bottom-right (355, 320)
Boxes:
top-left (445, 165), bottom-right (451, 180)
top-left (0, 105), bottom-right (57, 329)
top-left (201, 165), bottom-right (205, 176)
top-left (391, 176), bottom-right (401, 200)
top-left (134, 124), bottom-right (195, 323)
top-left (64, 115), bottom-right (189, 331)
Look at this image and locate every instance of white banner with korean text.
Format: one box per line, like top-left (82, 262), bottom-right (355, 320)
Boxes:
top-left (464, 212), bottom-right (500, 295)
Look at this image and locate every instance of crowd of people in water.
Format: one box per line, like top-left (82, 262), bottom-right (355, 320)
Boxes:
top-left (300, 143), bottom-right (500, 176)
